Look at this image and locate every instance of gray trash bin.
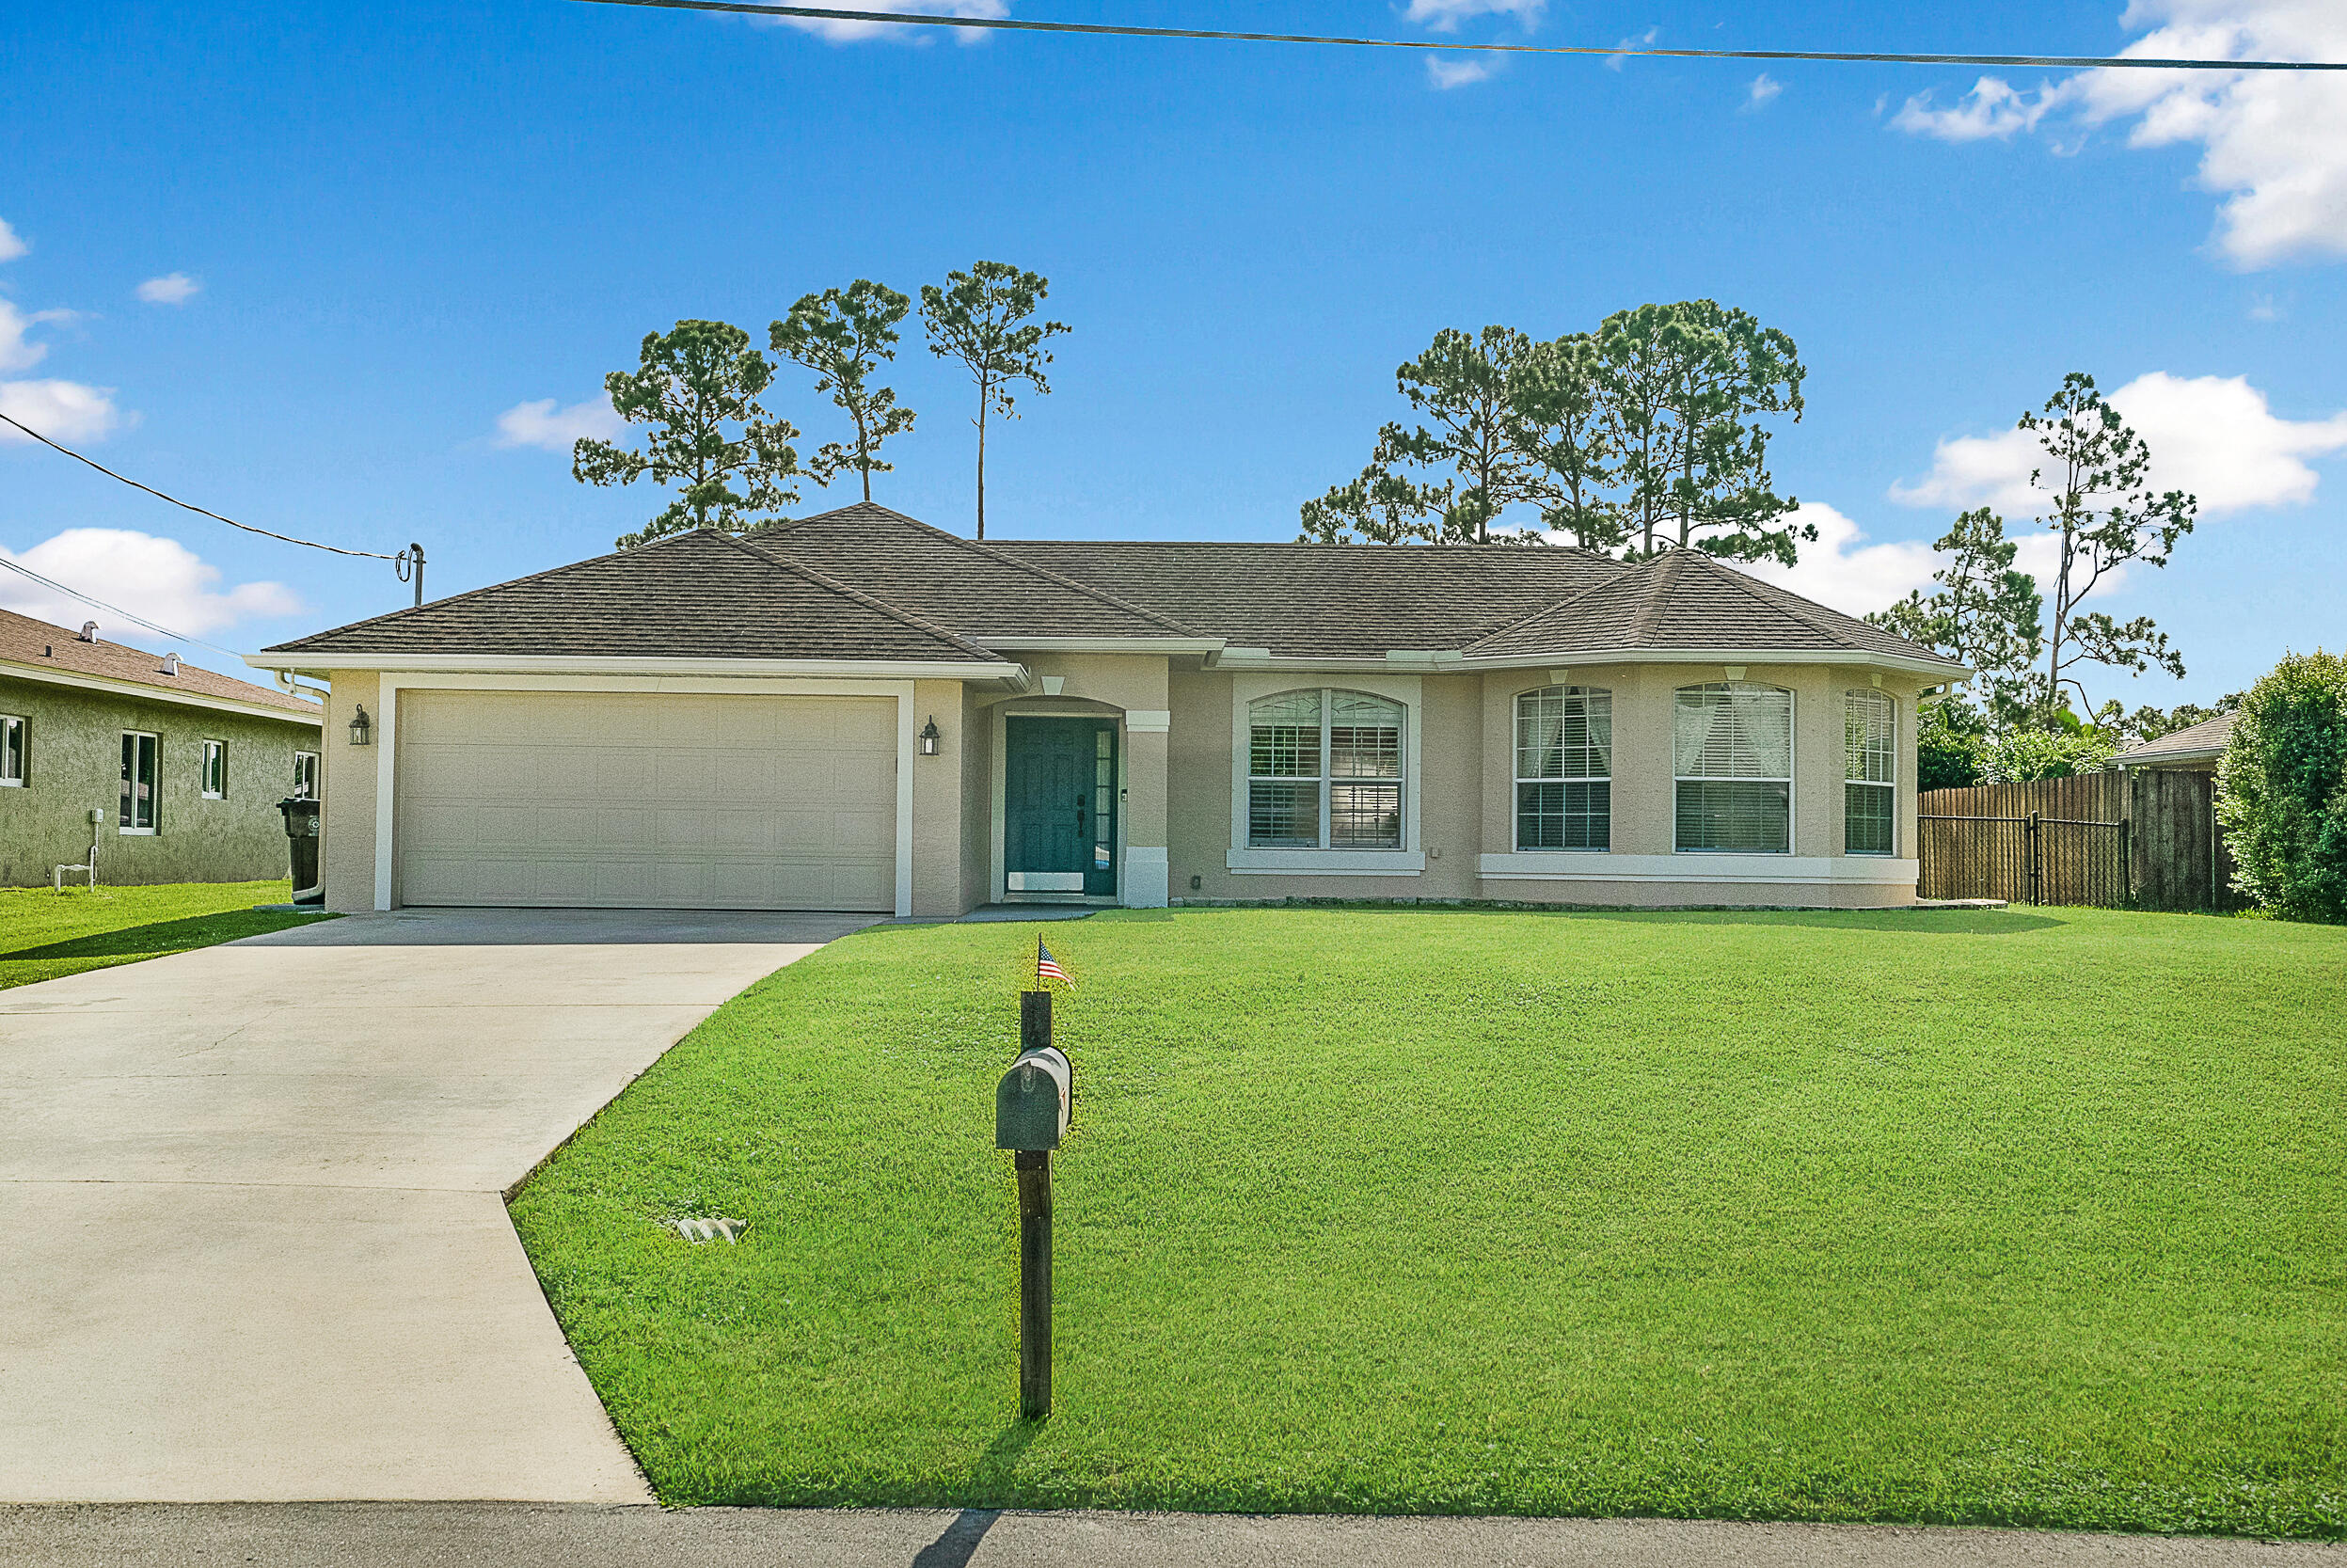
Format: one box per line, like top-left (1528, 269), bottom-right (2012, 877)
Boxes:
top-left (276, 797), bottom-right (322, 905)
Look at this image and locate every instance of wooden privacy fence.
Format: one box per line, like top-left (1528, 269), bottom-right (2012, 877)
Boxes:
top-left (1918, 769), bottom-right (2243, 912)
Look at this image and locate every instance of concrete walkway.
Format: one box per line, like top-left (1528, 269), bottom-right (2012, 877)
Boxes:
top-left (0, 908), bottom-right (874, 1503)
top-left (0, 1505), bottom-right (2338, 1567)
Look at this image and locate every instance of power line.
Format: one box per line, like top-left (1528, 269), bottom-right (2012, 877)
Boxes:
top-left (0, 411), bottom-right (397, 561)
top-left (0, 552), bottom-right (250, 661)
top-left (570, 0), bottom-right (2347, 72)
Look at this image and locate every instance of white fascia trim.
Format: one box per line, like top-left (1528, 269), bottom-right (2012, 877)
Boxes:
top-left (2, 660), bottom-right (324, 728)
top-left (1229, 848), bottom-right (1426, 876)
top-left (246, 653), bottom-right (1023, 681)
top-left (974, 637), bottom-right (1227, 654)
top-left (1478, 852), bottom-right (1918, 885)
top-left (1209, 648), bottom-right (1966, 679)
top-left (360, 672), bottom-right (930, 699)
top-left (1460, 648), bottom-right (1969, 678)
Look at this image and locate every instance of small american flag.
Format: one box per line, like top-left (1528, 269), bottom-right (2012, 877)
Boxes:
top-left (1036, 938), bottom-right (1071, 987)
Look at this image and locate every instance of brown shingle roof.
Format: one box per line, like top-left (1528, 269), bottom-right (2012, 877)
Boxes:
top-left (0, 607), bottom-right (321, 717)
top-left (265, 529), bottom-right (999, 662)
top-left (746, 504), bottom-right (1197, 639)
top-left (990, 539), bottom-right (1626, 657)
top-left (2116, 710), bottom-right (2237, 765)
top-left (1461, 549), bottom-right (1958, 667)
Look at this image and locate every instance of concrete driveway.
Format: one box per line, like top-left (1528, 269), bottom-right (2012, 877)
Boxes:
top-left (0, 908), bottom-right (875, 1503)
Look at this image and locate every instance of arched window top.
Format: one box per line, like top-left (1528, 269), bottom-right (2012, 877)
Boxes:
top-left (1674, 681), bottom-right (1793, 781)
top-left (1845, 689), bottom-right (1895, 784)
top-left (1514, 686), bottom-right (1610, 781)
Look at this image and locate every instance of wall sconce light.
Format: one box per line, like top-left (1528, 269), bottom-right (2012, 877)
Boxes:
top-left (349, 705), bottom-right (373, 747)
top-left (918, 717), bottom-right (941, 757)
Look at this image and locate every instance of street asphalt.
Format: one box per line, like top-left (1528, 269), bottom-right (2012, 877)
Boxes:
top-left (0, 1505), bottom-right (2339, 1567)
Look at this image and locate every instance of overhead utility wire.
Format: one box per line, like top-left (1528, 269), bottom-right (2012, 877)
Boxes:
top-left (0, 553), bottom-right (249, 661)
top-left (569, 0), bottom-right (2347, 72)
top-left (0, 411), bottom-right (396, 561)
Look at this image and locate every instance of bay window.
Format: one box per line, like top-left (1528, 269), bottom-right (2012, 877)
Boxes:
top-left (1674, 683), bottom-right (1792, 853)
top-left (1514, 686), bottom-right (1610, 850)
top-left (1845, 689), bottom-right (1896, 856)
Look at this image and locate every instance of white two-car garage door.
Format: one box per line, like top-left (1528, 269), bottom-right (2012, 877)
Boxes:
top-left (396, 690), bottom-right (897, 911)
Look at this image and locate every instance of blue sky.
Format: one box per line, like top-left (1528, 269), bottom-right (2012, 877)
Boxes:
top-left (5, 0), bottom-right (2342, 711)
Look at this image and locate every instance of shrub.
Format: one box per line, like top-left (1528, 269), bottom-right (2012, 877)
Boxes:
top-left (2218, 651), bottom-right (2347, 922)
top-left (1918, 701), bottom-right (1986, 791)
top-left (1982, 727), bottom-right (2115, 784)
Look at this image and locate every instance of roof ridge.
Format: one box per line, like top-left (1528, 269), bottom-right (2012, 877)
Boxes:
top-left (263, 531), bottom-right (705, 654)
top-left (720, 531), bottom-right (999, 659)
top-left (1628, 549), bottom-right (1681, 647)
top-left (1457, 558), bottom-right (1644, 655)
top-left (1689, 549), bottom-right (1943, 661)
top-left (766, 504), bottom-right (1201, 635)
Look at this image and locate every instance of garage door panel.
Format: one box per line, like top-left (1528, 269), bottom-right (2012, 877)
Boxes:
top-left (399, 691), bottom-right (898, 911)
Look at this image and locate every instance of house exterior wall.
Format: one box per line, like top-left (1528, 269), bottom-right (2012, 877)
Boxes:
top-left (320, 673), bottom-right (382, 913)
top-left (0, 673), bottom-right (320, 889)
top-left (911, 677), bottom-right (970, 918)
top-left (1169, 660), bottom-right (1925, 910)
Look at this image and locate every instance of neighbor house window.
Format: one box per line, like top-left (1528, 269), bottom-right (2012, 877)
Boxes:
top-left (0, 715), bottom-right (23, 786)
top-left (1515, 686), bottom-right (1610, 850)
top-left (119, 731), bottom-right (159, 833)
top-left (293, 751), bottom-right (320, 800)
top-left (1674, 683), bottom-right (1792, 853)
top-left (1247, 689), bottom-right (1403, 849)
top-left (1845, 689), bottom-right (1896, 856)
top-left (200, 739), bottom-right (228, 800)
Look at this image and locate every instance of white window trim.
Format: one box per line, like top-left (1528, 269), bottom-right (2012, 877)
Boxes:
top-left (120, 730), bottom-right (159, 835)
top-left (200, 738), bottom-right (228, 800)
top-left (0, 713), bottom-right (24, 787)
top-left (1512, 684), bottom-right (1611, 854)
top-left (293, 750), bottom-right (320, 800)
top-left (1673, 682), bottom-right (1796, 856)
top-left (1844, 689), bottom-right (1897, 858)
top-left (1228, 673), bottom-right (1422, 874)
top-left (1480, 851), bottom-right (1916, 885)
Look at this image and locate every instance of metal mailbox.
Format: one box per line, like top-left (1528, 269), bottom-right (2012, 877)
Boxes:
top-left (995, 1045), bottom-right (1070, 1152)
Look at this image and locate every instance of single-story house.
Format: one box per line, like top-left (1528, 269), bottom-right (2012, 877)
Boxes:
top-left (250, 502), bottom-right (1967, 917)
top-left (2114, 711), bottom-right (2237, 773)
top-left (1, 607), bottom-right (324, 889)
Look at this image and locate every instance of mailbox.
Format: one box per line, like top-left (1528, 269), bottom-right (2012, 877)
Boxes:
top-left (995, 1045), bottom-right (1070, 1151)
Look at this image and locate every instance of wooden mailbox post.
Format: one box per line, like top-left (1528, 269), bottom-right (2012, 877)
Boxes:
top-left (995, 990), bottom-right (1069, 1419)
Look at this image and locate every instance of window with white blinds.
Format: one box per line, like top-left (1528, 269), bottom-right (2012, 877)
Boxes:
top-left (1247, 689), bottom-right (1404, 849)
top-left (1845, 689), bottom-right (1896, 856)
top-left (1514, 686), bottom-right (1610, 850)
top-left (1673, 682), bottom-right (1792, 853)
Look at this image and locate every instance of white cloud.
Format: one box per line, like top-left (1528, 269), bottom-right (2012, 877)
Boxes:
top-left (1891, 75), bottom-right (2069, 141)
top-left (759, 0), bottom-right (1007, 45)
top-left (1893, 4), bottom-right (2347, 267)
top-left (0, 529), bottom-right (301, 639)
top-left (1741, 503), bottom-right (1939, 617)
top-left (1426, 55), bottom-right (1496, 90)
top-left (494, 395), bottom-right (623, 451)
top-left (0, 217), bottom-right (25, 264)
top-left (1404, 0), bottom-right (1545, 31)
top-left (1743, 73), bottom-right (1783, 111)
top-left (136, 273), bottom-right (200, 305)
top-left (1608, 25), bottom-right (1657, 70)
top-left (0, 298), bottom-right (81, 374)
top-left (1891, 371), bottom-right (2347, 516)
top-left (0, 379), bottom-right (119, 443)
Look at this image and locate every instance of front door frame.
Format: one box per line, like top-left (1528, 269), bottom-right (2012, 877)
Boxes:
top-left (993, 705), bottom-right (1125, 905)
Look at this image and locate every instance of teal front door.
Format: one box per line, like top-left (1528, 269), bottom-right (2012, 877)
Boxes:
top-left (1006, 719), bottom-right (1118, 897)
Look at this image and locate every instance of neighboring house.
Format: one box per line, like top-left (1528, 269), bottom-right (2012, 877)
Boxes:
top-left (251, 503), bottom-right (1967, 917)
top-left (2114, 711), bottom-right (2237, 773)
top-left (0, 608), bottom-right (325, 889)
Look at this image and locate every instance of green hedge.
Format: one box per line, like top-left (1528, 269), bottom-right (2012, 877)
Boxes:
top-left (2218, 651), bottom-right (2347, 922)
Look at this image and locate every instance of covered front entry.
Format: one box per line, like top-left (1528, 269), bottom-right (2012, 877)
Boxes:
top-left (395, 689), bottom-right (898, 911)
top-left (1005, 717), bottom-right (1118, 898)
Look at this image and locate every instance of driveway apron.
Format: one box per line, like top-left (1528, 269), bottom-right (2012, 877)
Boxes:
top-left (0, 908), bottom-right (873, 1503)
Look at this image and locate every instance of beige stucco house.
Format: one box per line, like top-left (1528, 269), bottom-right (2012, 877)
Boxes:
top-left (249, 503), bottom-right (1966, 917)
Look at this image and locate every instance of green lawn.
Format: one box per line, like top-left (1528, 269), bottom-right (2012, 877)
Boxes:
top-left (0, 880), bottom-right (330, 989)
top-left (510, 906), bottom-right (2347, 1535)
